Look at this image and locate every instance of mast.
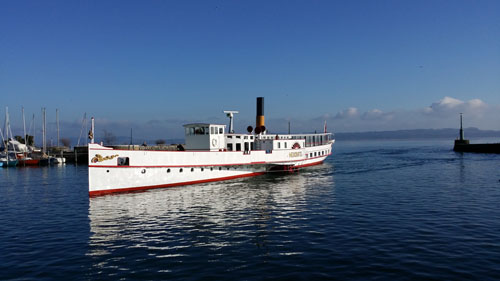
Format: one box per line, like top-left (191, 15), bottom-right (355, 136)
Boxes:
top-left (89, 117), bottom-right (95, 143)
top-left (77, 112), bottom-right (87, 147)
top-left (32, 114), bottom-right (35, 148)
top-left (5, 107), bottom-right (13, 165)
top-left (42, 107), bottom-right (46, 155)
top-left (22, 107), bottom-right (26, 144)
top-left (22, 107), bottom-right (27, 165)
top-left (3, 107), bottom-right (7, 156)
top-left (56, 109), bottom-right (60, 147)
top-left (90, 117), bottom-right (95, 144)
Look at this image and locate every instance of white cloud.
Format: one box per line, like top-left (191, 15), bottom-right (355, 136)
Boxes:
top-left (334, 107), bottom-right (359, 119)
top-left (362, 109), bottom-right (394, 121)
top-left (325, 96), bottom-right (499, 132)
top-left (424, 96), bottom-right (488, 117)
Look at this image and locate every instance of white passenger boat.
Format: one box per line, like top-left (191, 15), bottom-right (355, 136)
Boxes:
top-left (88, 98), bottom-right (335, 196)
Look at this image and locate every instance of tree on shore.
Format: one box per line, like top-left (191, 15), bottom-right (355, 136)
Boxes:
top-left (61, 138), bottom-right (71, 147)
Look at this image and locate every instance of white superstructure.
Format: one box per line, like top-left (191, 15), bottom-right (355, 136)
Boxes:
top-left (88, 98), bottom-right (334, 196)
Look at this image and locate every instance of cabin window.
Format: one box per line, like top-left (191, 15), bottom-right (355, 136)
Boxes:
top-left (236, 136), bottom-right (241, 139)
top-left (236, 143), bottom-right (241, 151)
top-left (250, 142), bottom-right (254, 150)
top-left (277, 142), bottom-right (280, 149)
top-left (227, 143), bottom-right (233, 151)
top-left (219, 128), bottom-right (223, 134)
top-left (211, 127), bottom-right (215, 134)
top-left (117, 157), bottom-right (129, 166)
top-left (204, 127), bottom-right (209, 135)
top-left (244, 142), bottom-right (249, 151)
top-left (284, 142), bottom-right (287, 149)
top-left (228, 136), bottom-right (232, 139)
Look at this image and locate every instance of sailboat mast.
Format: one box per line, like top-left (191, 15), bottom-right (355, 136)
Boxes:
top-left (22, 107), bottom-right (26, 142)
top-left (56, 109), bottom-right (60, 147)
top-left (42, 107), bottom-right (46, 155)
top-left (22, 107), bottom-right (27, 163)
top-left (5, 107), bottom-right (11, 165)
top-left (3, 107), bottom-right (7, 155)
top-left (32, 114), bottom-right (35, 147)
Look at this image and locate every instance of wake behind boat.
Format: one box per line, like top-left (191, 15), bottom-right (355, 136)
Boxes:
top-left (88, 97), bottom-right (335, 196)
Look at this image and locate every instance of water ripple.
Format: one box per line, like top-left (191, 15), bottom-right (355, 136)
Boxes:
top-left (2, 141), bottom-right (500, 279)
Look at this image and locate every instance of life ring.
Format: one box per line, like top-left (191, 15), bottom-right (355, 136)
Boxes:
top-left (212, 139), bottom-right (217, 146)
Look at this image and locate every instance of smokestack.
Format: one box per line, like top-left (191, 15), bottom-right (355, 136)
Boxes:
top-left (256, 97), bottom-right (265, 129)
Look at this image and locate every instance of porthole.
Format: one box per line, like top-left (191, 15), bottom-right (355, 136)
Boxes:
top-left (219, 167), bottom-right (222, 171)
top-left (141, 169), bottom-right (146, 174)
top-left (201, 168), bottom-right (204, 172)
top-left (180, 168), bottom-right (183, 173)
top-left (167, 168), bottom-right (171, 173)
top-left (191, 168), bottom-right (194, 172)
top-left (210, 167), bottom-right (213, 171)
top-left (106, 170), bottom-right (109, 173)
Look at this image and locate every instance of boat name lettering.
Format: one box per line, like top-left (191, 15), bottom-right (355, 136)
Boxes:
top-left (289, 152), bottom-right (302, 158)
top-left (91, 154), bottom-right (119, 163)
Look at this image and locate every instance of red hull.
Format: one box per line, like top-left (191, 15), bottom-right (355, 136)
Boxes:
top-left (18, 159), bottom-right (40, 166)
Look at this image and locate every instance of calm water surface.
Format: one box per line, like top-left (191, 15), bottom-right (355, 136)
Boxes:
top-left (1, 140), bottom-right (500, 280)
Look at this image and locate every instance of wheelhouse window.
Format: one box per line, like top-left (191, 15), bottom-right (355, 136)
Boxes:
top-left (236, 143), bottom-right (241, 151)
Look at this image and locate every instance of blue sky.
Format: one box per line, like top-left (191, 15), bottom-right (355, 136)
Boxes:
top-left (1, 1), bottom-right (499, 142)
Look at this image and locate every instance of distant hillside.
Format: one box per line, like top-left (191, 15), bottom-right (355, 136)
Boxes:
top-left (334, 128), bottom-right (500, 140)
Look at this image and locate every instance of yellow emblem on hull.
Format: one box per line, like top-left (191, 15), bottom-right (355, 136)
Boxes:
top-left (91, 154), bottom-right (119, 163)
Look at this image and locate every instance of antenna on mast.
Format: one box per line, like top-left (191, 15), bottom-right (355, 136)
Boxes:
top-left (223, 110), bottom-right (239, 133)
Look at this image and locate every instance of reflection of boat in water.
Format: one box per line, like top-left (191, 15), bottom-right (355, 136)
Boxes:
top-left (88, 98), bottom-right (335, 196)
top-left (87, 167), bottom-right (335, 273)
